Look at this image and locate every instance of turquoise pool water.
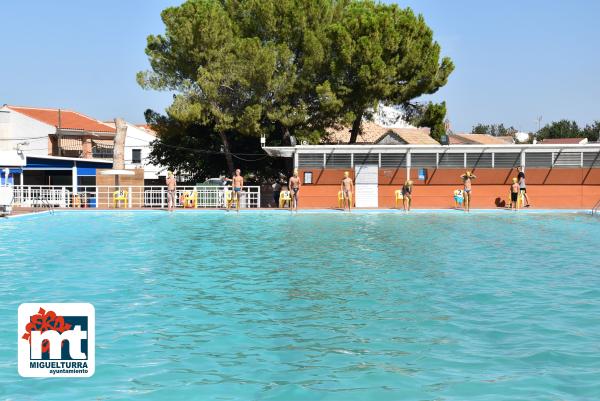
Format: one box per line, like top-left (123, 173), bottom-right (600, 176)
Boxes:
top-left (1, 211), bottom-right (600, 400)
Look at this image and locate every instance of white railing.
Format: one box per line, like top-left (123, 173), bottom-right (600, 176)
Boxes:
top-left (11, 185), bottom-right (261, 209)
top-left (13, 186), bottom-right (71, 208)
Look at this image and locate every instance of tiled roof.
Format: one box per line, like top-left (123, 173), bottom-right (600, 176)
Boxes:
top-left (540, 137), bottom-right (588, 144)
top-left (135, 124), bottom-right (157, 136)
top-left (8, 106), bottom-right (115, 133)
top-left (449, 133), bottom-right (514, 145)
top-left (325, 121), bottom-right (438, 145)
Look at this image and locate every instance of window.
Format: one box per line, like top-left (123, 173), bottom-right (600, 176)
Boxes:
top-left (525, 152), bottom-right (552, 167)
top-left (303, 171), bottom-right (313, 184)
top-left (410, 153), bottom-right (437, 167)
top-left (467, 153), bottom-right (493, 168)
top-left (298, 153), bottom-right (323, 168)
top-left (325, 153), bottom-right (351, 168)
top-left (354, 153), bottom-right (379, 165)
top-left (583, 152), bottom-right (600, 167)
top-left (553, 152), bottom-right (581, 167)
top-left (438, 152), bottom-right (465, 168)
top-left (494, 152), bottom-right (520, 168)
top-left (132, 149), bottom-right (142, 164)
top-left (381, 153), bottom-right (407, 168)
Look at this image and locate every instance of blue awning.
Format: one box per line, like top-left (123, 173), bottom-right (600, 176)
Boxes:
top-left (26, 157), bottom-right (73, 168)
top-left (77, 167), bottom-right (98, 176)
top-left (24, 157), bottom-right (112, 170)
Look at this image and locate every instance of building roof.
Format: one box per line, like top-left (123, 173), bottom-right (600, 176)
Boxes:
top-left (7, 105), bottom-right (115, 133)
top-left (103, 121), bottom-right (158, 137)
top-left (135, 124), bottom-right (157, 136)
top-left (449, 133), bottom-right (514, 145)
top-left (325, 121), bottom-right (438, 145)
top-left (540, 137), bottom-right (588, 144)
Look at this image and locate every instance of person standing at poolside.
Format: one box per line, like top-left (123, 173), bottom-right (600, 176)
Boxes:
top-left (289, 169), bottom-right (301, 211)
top-left (231, 169), bottom-right (244, 212)
top-left (461, 171), bottom-right (476, 212)
top-left (341, 171), bottom-right (354, 212)
top-left (517, 167), bottom-right (531, 207)
top-left (510, 177), bottom-right (520, 210)
top-left (166, 171), bottom-right (177, 212)
top-left (272, 179), bottom-right (282, 208)
top-left (402, 180), bottom-right (413, 211)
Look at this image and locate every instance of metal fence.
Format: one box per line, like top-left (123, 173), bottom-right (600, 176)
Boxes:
top-left (12, 185), bottom-right (261, 209)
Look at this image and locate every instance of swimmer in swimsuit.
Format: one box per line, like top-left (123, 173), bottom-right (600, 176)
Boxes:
top-left (231, 169), bottom-right (244, 212)
top-left (510, 177), bottom-right (520, 210)
top-left (461, 171), bottom-right (476, 212)
top-left (401, 180), bottom-right (413, 212)
top-left (166, 171), bottom-right (177, 212)
top-left (341, 171), bottom-right (354, 212)
top-left (288, 169), bottom-right (301, 212)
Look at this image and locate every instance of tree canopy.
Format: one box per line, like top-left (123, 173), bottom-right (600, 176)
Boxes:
top-left (404, 102), bottom-right (447, 142)
top-left (471, 123), bottom-right (517, 137)
top-left (536, 119), bottom-right (600, 142)
top-left (138, 0), bottom-right (453, 178)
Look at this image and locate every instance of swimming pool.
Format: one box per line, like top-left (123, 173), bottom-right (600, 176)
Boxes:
top-left (1, 211), bottom-right (600, 400)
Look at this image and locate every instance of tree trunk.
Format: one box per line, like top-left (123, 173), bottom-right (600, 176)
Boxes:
top-left (113, 118), bottom-right (127, 170)
top-left (349, 110), bottom-right (363, 144)
top-left (218, 131), bottom-right (235, 174)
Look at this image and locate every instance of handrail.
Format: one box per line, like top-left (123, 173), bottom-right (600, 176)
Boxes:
top-left (34, 196), bottom-right (55, 215)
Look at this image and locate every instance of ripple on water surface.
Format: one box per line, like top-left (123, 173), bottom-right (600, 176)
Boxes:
top-left (1, 211), bottom-right (600, 401)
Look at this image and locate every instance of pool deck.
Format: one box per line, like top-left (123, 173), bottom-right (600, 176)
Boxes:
top-left (4, 206), bottom-right (595, 217)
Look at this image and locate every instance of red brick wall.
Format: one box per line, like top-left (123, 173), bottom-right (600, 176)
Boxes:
top-left (298, 167), bottom-right (600, 209)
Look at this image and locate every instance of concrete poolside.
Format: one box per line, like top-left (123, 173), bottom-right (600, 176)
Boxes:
top-left (5, 206), bottom-right (596, 217)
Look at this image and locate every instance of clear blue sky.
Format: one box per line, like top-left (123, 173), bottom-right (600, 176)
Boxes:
top-left (1, 0), bottom-right (599, 132)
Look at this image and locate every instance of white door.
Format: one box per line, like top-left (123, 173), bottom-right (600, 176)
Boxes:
top-left (354, 164), bottom-right (378, 207)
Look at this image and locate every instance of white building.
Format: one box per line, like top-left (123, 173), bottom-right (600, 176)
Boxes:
top-left (0, 105), bottom-right (166, 185)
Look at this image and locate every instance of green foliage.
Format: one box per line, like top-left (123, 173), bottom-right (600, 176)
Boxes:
top-left (536, 120), bottom-right (600, 142)
top-left (471, 123), bottom-right (517, 137)
top-left (326, 1), bottom-right (454, 142)
top-left (406, 102), bottom-right (447, 142)
top-left (138, 0), bottom-right (454, 178)
top-left (144, 110), bottom-right (288, 183)
top-left (537, 120), bottom-right (581, 140)
top-left (582, 121), bottom-right (600, 142)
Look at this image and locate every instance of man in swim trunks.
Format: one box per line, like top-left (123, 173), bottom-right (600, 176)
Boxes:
top-left (461, 171), bottom-right (476, 212)
top-left (231, 169), bottom-right (244, 212)
top-left (166, 171), bottom-right (176, 212)
top-left (517, 167), bottom-right (531, 207)
top-left (288, 169), bottom-right (301, 211)
top-left (341, 171), bottom-right (354, 212)
top-left (510, 177), bottom-right (520, 210)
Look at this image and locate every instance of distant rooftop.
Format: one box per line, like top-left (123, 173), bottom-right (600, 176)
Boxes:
top-left (6, 105), bottom-right (115, 133)
top-left (540, 137), bottom-right (588, 144)
top-left (449, 133), bottom-right (514, 145)
top-left (325, 121), bottom-right (438, 145)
